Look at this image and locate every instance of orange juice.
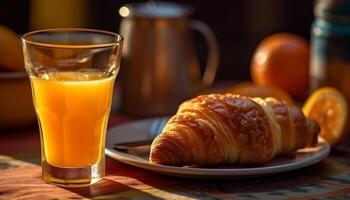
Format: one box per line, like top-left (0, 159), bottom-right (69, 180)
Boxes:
top-left (30, 71), bottom-right (115, 167)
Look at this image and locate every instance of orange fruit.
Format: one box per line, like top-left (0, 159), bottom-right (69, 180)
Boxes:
top-left (227, 82), bottom-right (294, 105)
top-left (0, 25), bottom-right (24, 71)
top-left (251, 33), bottom-right (309, 99)
top-left (303, 87), bottom-right (348, 147)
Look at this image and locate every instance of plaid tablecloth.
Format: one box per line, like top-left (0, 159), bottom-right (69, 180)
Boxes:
top-left (1, 115), bottom-right (350, 200)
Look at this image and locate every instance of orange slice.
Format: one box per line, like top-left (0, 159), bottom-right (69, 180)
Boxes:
top-left (227, 82), bottom-right (294, 105)
top-left (302, 87), bottom-right (348, 147)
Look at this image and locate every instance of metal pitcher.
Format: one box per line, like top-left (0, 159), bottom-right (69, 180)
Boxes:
top-left (118, 2), bottom-right (220, 117)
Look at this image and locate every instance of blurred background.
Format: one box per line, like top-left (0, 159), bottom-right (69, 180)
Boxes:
top-left (0, 0), bottom-right (314, 81)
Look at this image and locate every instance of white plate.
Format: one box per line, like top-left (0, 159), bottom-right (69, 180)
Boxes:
top-left (106, 117), bottom-right (330, 179)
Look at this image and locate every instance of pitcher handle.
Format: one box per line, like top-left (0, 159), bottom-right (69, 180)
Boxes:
top-left (190, 20), bottom-right (220, 88)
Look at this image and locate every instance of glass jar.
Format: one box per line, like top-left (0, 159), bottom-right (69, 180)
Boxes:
top-left (310, 0), bottom-right (350, 101)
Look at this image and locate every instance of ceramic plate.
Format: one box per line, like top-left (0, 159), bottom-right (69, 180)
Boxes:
top-left (105, 117), bottom-right (330, 179)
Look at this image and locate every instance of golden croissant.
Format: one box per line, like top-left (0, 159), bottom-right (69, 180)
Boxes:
top-left (150, 94), bottom-right (320, 166)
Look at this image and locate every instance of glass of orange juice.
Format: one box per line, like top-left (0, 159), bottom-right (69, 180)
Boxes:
top-left (22, 29), bottom-right (123, 186)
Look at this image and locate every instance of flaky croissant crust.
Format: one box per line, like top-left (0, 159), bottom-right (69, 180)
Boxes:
top-left (150, 94), bottom-right (319, 166)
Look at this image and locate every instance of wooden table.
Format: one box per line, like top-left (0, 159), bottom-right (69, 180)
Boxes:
top-left (1, 114), bottom-right (350, 200)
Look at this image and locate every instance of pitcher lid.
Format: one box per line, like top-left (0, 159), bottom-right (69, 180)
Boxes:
top-left (119, 1), bottom-right (193, 18)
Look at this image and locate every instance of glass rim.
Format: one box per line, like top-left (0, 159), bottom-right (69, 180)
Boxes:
top-left (21, 28), bottom-right (123, 49)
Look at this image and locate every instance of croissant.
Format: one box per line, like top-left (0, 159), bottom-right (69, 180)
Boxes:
top-left (150, 94), bottom-right (320, 166)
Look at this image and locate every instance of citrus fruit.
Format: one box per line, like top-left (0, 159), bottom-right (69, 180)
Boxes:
top-left (227, 82), bottom-right (294, 105)
top-left (0, 25), bottom-right (24, 71)
top-left (251, 33), bottom-right (309, 99)
top-left (303, 87), bottom-right (348, 147)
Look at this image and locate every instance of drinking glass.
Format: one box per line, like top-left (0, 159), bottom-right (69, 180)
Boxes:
top-left (22, 29), bottom-right (123, 186)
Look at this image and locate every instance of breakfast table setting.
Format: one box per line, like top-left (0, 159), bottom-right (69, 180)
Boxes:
top-left (2, 114), bottom-right (350, 200)
top-left (2, 0), bottom-right (350, 199)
